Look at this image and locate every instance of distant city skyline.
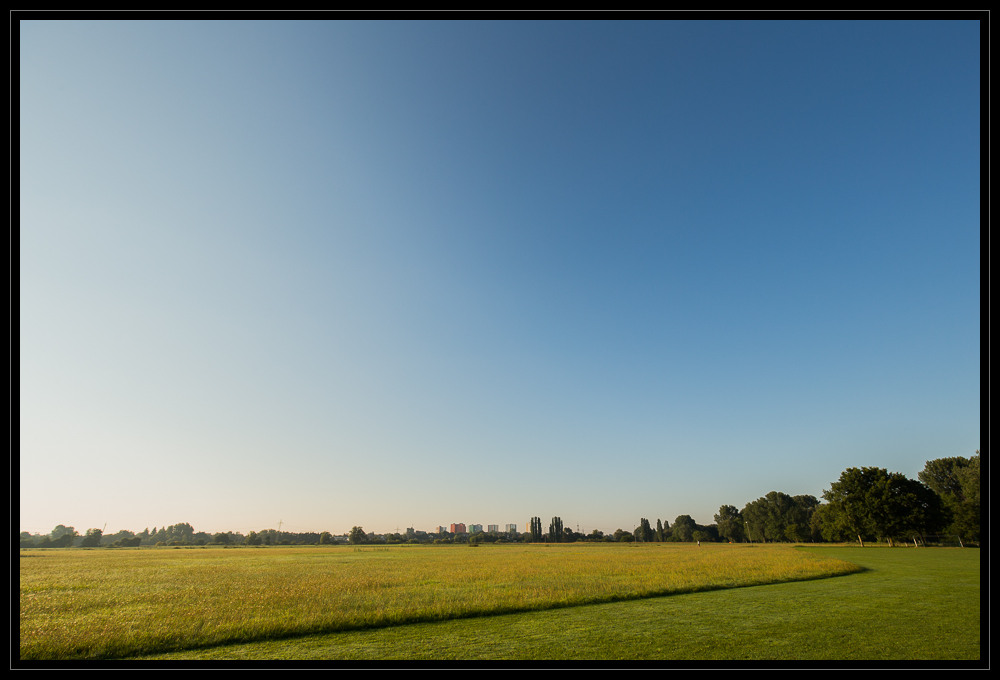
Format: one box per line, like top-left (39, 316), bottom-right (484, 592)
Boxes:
top-left (17, 518), bottom-right (685, 539)
top-left (19, 19), bottom-right (980, 538)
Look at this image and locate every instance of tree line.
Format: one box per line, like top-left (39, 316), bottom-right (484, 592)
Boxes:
top-left (18, 523), bottom-right (340, 549)
top-left (19, 453), bottom-right (979, 549)
top-left (655, 453), bottom-right (979, 547)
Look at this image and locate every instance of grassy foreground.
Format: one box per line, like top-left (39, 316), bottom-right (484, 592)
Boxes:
top-left (140, 546), bottom-right (981, 663)
top-left (20, 542), bottom-right (858, 660)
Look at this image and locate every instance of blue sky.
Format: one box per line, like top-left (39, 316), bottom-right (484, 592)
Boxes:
top-left (19, 19), bottom-right (981, 536)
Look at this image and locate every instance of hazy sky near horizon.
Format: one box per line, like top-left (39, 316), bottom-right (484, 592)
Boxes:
top-left (20, 19), bottom-right (980, 537)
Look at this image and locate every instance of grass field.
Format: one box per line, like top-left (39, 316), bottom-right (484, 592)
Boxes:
top-left (18, 543), bottom-right (980, 662)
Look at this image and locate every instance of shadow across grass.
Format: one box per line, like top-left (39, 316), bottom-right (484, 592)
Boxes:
top-left (126, 563), bottom-right (865, 660)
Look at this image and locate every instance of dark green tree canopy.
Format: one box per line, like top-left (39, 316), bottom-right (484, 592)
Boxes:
top-left (529, 517), bottom-right (543, 542)
top-left (548, 517), bottom-right (564, 542)
top-left (740, 492), bottom-right (820, 543)
top-left (823, 466), bottom-right (947, 545)
top-left (634, 518), bottom-right (655, 543)
top-left (918, 452), bottom-right (980, 542)
top-left (348, 526), bottom-right (367, 545)
top-left (671, 515), bottom-right (697, 542)
top-left (80, 528), bottom-right (103, 548)
top-left (714, 505), bottom-right (745, 542)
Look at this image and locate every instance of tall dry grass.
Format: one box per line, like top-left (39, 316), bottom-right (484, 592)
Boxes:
top-left (19, 542), bottom-right (859, 660)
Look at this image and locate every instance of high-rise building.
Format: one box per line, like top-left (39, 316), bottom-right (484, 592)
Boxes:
top-left (487, 524), bottom-right (499, 533)
top-left (449, 523), bottom-right (466, 534)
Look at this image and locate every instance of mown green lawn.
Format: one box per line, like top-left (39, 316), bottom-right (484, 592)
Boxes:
top-left (135, 545), bottom-right (980, 662)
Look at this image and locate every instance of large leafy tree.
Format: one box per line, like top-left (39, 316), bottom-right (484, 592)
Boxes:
top-left (788, 495), bottom-right (820, 542)
top-left (80, 528), bottom-right (103, 548)
top-left (714, 505), bottom-right (745, 543)
top-left (163, 523), bottom-right (195, 544)
top-left (742, 495), bottom-right (778, 542)
top-left (47, 525), bottom-right (78, 547)
top-left (889, 477), bottom-right (950, 542)
top-left (810, 503), bottom-right (854, 542)
top-left (823, 467), bottom-right (947, 546)
top-left (742, 492), bottom-right (803, 542)
top-left (918, 452), bottom-right (980, 543)
top-left (671, 515), bottom-right (697, 542)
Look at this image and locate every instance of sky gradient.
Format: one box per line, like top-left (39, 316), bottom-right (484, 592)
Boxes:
top-left (19, 19), bottom-right (981, 537)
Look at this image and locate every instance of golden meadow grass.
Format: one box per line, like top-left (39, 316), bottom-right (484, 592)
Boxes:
top-left (19, 543), bottom-right (861, 660)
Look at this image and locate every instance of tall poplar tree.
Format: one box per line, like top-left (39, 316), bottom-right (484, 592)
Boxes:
top-left (529, 517), bottom-right (543, 542)
top-left (548, 517), bottom-right (563, 542)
